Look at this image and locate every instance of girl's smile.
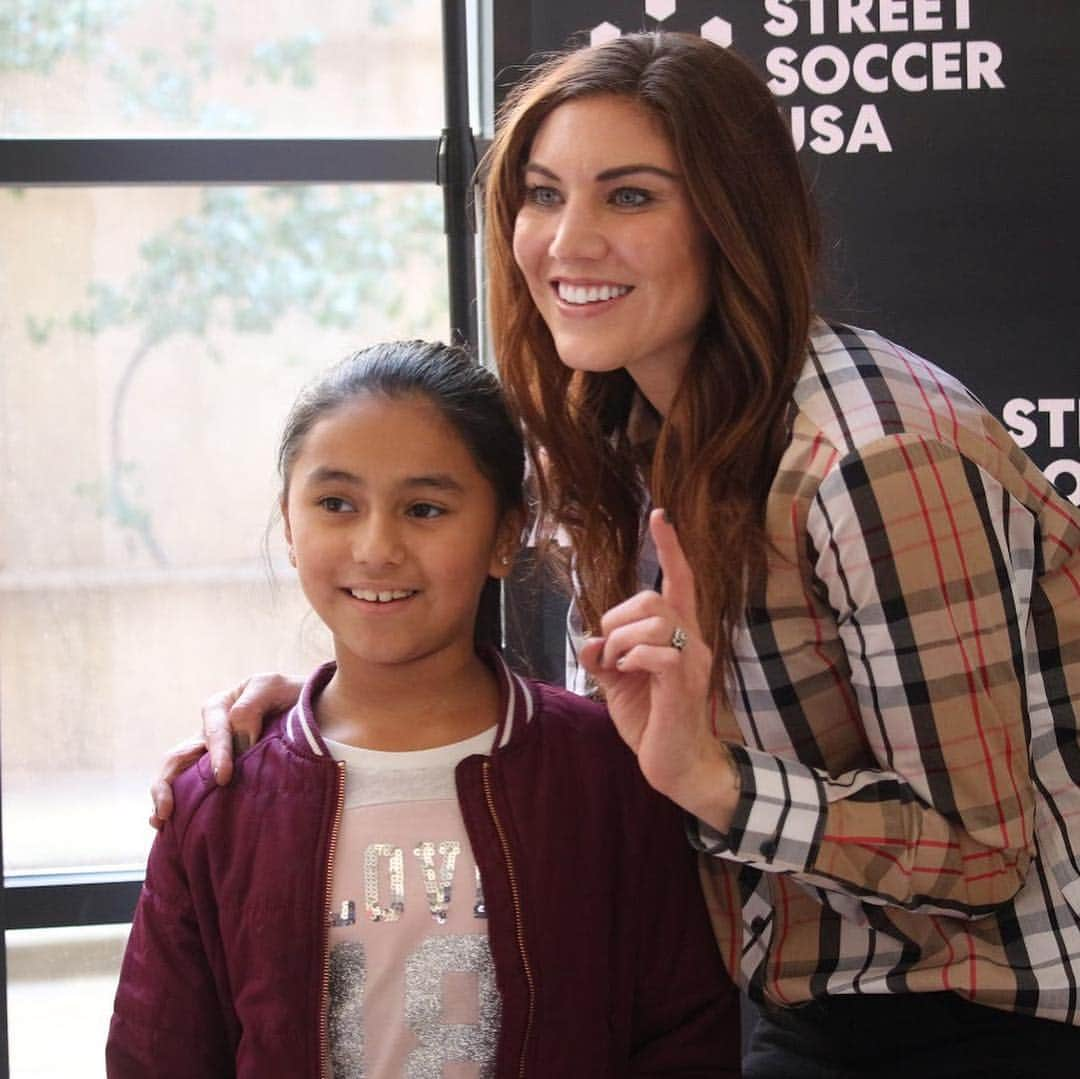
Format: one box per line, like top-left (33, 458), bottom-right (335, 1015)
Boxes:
top-left (345, 587), bottom-right (417, 604)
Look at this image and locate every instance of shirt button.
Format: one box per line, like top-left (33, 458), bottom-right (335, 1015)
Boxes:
top-left (750, 916), bottom-right (768, 936)
top-left (759, 838), bottom-right (778, 859)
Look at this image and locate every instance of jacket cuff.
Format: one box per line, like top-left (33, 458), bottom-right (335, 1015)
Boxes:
top-left (689, 744), bottom-right (828, 871)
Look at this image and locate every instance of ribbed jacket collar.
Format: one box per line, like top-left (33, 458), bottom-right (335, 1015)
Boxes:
top-left (283, 650), bottom-right (536, 759)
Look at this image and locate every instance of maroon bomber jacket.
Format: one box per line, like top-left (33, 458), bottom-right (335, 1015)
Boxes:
top-left (107, 654), bottom-right (740, 1077)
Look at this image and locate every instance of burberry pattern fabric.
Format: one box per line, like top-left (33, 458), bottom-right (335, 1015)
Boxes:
top-left (574, 321), bottom-right (1080, 1022)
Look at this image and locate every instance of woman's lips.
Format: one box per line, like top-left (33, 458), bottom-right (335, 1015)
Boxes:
top-left (554, 280), bottom-right (633, 306)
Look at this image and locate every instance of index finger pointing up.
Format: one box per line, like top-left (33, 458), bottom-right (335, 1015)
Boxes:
top-left (650, 508), bottom-right (699, 625)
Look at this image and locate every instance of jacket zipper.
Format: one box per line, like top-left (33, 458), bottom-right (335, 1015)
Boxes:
top-left (319, 760), bottom-right (347, 1079)
top-left (482, 759), bottom-right (535, 1078)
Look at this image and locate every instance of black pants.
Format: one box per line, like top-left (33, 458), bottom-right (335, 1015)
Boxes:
top-left (743, 991), bottom-right (1080, 1079)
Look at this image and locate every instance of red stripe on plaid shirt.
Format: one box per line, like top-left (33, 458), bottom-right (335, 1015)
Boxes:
top-left (894, 435), bottom-right (1014, 848)
top-left (916, 435), bottom-right (1030, 845)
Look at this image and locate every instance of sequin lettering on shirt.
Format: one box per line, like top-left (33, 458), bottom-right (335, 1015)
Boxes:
top-left (324, 729), bottom-right (502, 1074)
top-left (329, 941), bottom-right (366, 1078)
top-left (473, 864), bottom-right (487, 919)
top-left (330, 899), bottom-right (356, 928)
top-left (412, 840), bottom-right (460, 924)
top-left (364, 843), bottom-right (405, 922)
top-left (404, 935), bottom-right (499, 1077)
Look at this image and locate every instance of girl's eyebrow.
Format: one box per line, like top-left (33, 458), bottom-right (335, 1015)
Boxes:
top-left (403, 474), bottom-right (466, 494)
top-left (305, 466), bottom-right (361, 486)
top-left (523, 161), bottom-right (680, 183)
top-left (303, 466), bottom-right (464, 494)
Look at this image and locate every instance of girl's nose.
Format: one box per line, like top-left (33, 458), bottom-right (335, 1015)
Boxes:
top-left (548, 202), bottom-right (607, 261)
top-left (351, 515), bottom-right (404, 565)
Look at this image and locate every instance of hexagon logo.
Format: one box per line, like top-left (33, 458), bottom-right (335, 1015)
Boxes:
top-left (590, 21), bottom-right (622, 46)
top-left (701, 16), bottom-right (733, 47)
top-left (645, 0), bottom-right (677, 20)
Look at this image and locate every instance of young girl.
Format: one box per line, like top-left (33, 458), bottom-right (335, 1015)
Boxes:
top-left (107, 340), bottom-right (739, 1077)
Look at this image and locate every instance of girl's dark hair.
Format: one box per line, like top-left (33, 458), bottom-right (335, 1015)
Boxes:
top-left (278, 340), bottom-right (525, 523)
top-left (482, 32), bottom-right (819, 689)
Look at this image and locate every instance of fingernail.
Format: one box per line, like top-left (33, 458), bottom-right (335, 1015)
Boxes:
top-left (615, 655), bottom-right (627, 670)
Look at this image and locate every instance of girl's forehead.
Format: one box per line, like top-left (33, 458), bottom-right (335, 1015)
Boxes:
top-left (293, 394), bottom-right (484, 484)
top-left (308, 392), bottom-right (441, 434)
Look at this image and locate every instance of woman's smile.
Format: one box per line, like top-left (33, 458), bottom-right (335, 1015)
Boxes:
top-left (554, 280), bottom-right (633, 306)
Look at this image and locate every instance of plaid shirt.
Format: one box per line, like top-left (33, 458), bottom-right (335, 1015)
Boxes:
top-left (568, 321), bottom-right (1080, 1022)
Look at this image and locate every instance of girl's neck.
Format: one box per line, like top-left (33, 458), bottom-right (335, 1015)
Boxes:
top-left (314, 647), bottom-right (499, 752)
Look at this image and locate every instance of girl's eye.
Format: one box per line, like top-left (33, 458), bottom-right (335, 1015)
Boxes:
top-left (611, 187), bottom-right (651, 209)
top-left (407, 502), bottom-right (444, 520)
top-left (523, 184), bottom-right (561, 208)
top-left (318, 496), bottom-right (354, 513)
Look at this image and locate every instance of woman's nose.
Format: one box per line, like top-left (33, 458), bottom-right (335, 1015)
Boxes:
top-left (548, 202), bottom-right (607, 261)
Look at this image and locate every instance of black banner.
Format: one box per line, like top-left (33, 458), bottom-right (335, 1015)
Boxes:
top-left (493, 1), bottom-right (1079, 503)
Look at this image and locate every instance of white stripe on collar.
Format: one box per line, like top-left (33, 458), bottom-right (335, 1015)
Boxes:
top-left (494, 654), bottom-right (534, 749)
top-left (497, 653), bottom-right (516, 748)
top-left (293, 698), bottom-right (325, 757)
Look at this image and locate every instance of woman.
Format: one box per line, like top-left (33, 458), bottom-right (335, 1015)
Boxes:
top-left (155, 32), bottom-right (1080, 1077)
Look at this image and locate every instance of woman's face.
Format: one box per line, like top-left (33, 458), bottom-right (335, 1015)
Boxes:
top-left (512, 94), bottom-right (712, 414)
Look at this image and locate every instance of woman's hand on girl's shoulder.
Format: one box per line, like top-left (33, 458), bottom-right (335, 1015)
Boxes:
top-left (148, 672), bottom-right (304, 830)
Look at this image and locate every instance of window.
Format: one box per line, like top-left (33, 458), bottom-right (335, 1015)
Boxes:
top-left (0, 1), bottom-right (481, 1073)
top-left (1, 0), bottom-right (444, 137)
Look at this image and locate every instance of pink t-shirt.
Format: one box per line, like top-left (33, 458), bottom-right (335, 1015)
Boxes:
top-left (324, 728), bottom-right (500, 1078)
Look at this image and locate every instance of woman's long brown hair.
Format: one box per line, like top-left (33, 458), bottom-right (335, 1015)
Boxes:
top-left (482, 32), bottom-right (819, 686)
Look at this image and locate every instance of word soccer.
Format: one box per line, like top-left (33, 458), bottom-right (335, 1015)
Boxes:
top-left (762, 0), bottom-right (1004, 154)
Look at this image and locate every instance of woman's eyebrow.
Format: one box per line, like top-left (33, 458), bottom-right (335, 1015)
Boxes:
top-left (595, 163), bottom-right (679, 182)
top-left (523, 161), bottom-right (679, 182)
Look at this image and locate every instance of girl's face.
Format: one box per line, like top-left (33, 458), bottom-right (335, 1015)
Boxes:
top-left (282, 393), bottom-right (516, 675)
top-left (512, 94), bottom-right (712, 415)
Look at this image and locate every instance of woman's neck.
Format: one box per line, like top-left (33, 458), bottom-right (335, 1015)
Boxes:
top-left (631, 373), bottom-right (673, 419)
top-left (314, 648), bottom-right (499, 752)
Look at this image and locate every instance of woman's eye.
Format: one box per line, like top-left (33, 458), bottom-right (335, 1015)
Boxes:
top-left (407, 502), bottom-right (444, 520)
top-left (611, 187), bottom-right (650, 208)
top-left (318, 496), bottom-right (354, 513)
top-left (524, 184), bottom-right (561, 208)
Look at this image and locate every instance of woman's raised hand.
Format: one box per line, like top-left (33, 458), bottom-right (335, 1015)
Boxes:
top-left (149, 672), bottom-right (304, 829)
top-left (579, 509), bottom-right (740, 831)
